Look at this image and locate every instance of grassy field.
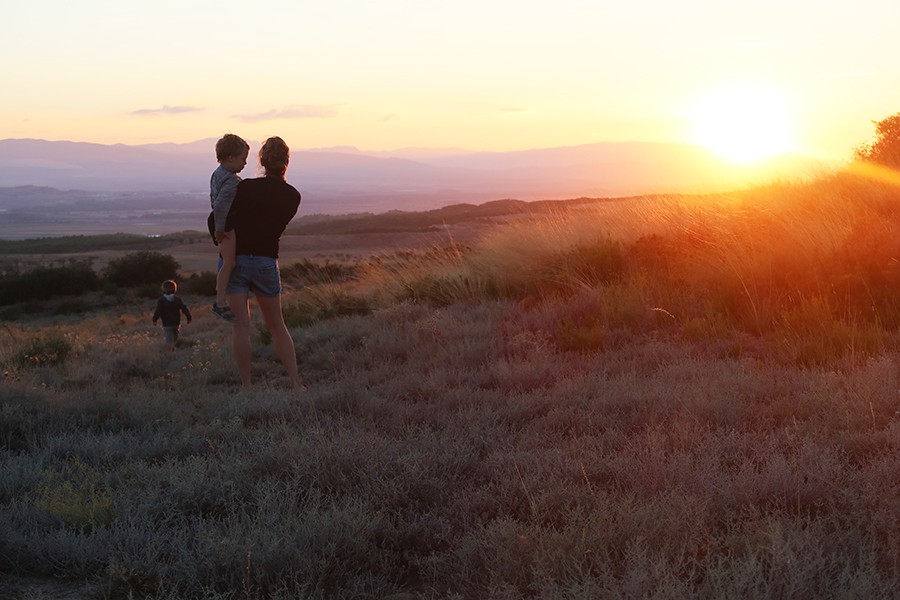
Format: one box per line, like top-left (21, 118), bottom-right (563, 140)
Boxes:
top-left (3, 172), bottom-right (900, 598)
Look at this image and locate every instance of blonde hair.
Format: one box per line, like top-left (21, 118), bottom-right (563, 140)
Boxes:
top-left (259, 136), bottom-right (290, 179)
top-left (161, 280), bottom-right (177, 294)
top-left (215, 133), bottom-right (249, 162)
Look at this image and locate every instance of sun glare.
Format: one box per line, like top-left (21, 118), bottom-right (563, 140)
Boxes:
top-left (689, 83), bottom-right (796, 163)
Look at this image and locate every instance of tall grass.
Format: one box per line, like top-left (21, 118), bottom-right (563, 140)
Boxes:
top-left (4, 174), bottom-right (900, 597)
top-left (361, 174), bottom-right (900, 364)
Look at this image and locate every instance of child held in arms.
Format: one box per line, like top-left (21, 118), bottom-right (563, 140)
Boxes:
top-left (208, 133), bottom-right (249, 322)
top-left (152, 279), bottom-right (192, 351)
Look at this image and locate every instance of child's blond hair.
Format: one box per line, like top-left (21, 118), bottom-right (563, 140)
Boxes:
top-left (161, 280), bottom-right (177, 294)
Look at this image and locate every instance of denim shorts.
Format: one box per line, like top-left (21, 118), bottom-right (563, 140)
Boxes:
top-left (226, 255), bottom-right (281, 297)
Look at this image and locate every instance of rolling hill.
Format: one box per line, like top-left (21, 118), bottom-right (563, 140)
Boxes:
top-left (0, 138), bottom-right (828, 215)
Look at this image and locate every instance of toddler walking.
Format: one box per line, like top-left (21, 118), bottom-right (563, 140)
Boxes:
top-left (152, 280), bottom-right (192, 351)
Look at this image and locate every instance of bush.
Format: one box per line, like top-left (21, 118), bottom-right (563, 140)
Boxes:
top-left (10, 334), bottom-right (73, 367)
top-left (547, 240), bottom-right (626, 293)
top-left (281, 259), bottom-right (359, 285)
top-left (555, 318), bottom-right (606, 353)
top-left (0, 263), bottom-right (100, 306)
top-left (102, 251), bottom-right (180, 288)
top-left (185, 271), bottom-right (218, 297)
top-left (277, 290), bottom-right (372, 334)
top-left (53, 299), bottom-right (94, 315)
top-left (855, 113), bottom-right (900, 167)
top-left (395, 274), bottom-right (501, 306)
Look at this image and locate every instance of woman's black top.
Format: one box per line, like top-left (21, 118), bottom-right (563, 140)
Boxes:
top-left (226, 176), bottom-right (301, 259)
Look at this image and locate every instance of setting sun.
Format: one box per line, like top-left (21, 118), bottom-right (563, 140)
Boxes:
top-left (690, 83), bottom-right (797, 163)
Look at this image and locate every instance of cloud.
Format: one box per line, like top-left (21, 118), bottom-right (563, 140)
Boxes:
top-left (131, 105), bottom-right (203, 116)
top-left (233, 104), bottom-right (340, 123)
top-left (377, 113), bottom-right (397, 123)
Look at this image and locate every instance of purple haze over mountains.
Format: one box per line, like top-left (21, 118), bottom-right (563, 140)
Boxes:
top-left (0, 138), bottom-right (823, 215)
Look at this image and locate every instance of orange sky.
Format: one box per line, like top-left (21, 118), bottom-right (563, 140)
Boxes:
top-left (3, 0), bottom-right (899, 164)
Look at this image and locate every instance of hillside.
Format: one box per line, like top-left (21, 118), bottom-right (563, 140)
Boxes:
top-left (3, 173), bottom-right (900, 598)
top-left (0, 188), bottom-right (635, 242)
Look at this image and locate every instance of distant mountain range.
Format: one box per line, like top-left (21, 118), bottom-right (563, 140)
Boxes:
top-left (0, 138), bottom-right (828, 214)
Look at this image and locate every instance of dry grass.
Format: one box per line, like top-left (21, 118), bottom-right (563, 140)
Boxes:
top-left (4, 172), bottom-right (900, 598)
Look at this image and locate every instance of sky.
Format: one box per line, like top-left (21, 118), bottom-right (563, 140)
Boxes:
top-left (3, 0), bottom-right (900, 162)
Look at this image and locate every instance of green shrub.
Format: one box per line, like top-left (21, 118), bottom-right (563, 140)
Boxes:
top-left (394, 273), bottom-right (503, 306)
top-left (278, 306), bottom-right (316, 332)
top-left (274, 291), bottom-right (372, 336)
top-left (555, 317), bottom-right (605, 353)
top-left (34, 461), bottom-right (114, 533)
top-left (53, 299), bottom-right (93, 315)
top-left (10, 334), bottom-right (73, 367)
top-left (102, 251), bottom-right (180, 287)
top-left (185, 270), bottom-right (217, 296)
top-left (774, 296), bottom-right (883, 365)
top-left (0, 263), bottom-right (100, 305)
top-left (554, 240), bottom-right (627, 289)
top-left (281, 259), bottom-right (359, 285)
top-left (136, 283), bottom-right (162, 299)
top-left (318, 291), bottom-right (371, 320)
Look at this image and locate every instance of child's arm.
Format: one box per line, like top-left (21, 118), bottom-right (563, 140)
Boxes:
top-left (152, 299), bottom-right (162, 324)
top-left (181, 300), bottom-right (192, 324)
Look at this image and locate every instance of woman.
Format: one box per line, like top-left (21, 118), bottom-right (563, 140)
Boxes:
top-left (225, 136), bottom-right (302, 390)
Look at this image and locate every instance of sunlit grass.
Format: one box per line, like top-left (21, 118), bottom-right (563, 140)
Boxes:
top-left (357, 173), bottom-right (900, 364)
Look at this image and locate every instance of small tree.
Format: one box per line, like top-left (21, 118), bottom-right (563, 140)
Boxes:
top-left (855, 113), bottom-right (900, 167)
top-left (102, 251), bottom-right (180, 287)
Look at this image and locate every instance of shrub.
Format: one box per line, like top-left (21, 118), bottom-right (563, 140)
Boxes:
top-left (256, 287), bottom-right (372, 343)
top-left (185, 270), bottom-right (217, 296)
top-left (34, 461), bottom-right (114, 533)
top-left (395, 273), bottom-right (501, 306)
top-left (102, 251), bottom-right (180, 287)
top-left (555, 317), bottom-right (605, 353)
top-left (10, 334), bottom-right (73, 367)
top-left (0, 263), bottom-right (100, 305)
top-left (135, 283), bottom-right (163, 299)
top-left (317, 291), bottom-right (372, 320)
top-left (855, 113), bottom-right (900, 167)
top-left (281, 259), bottom-right (359, 285)
top-left (53, 299), bottom-right (93, 315)
top-left (548, 239), bottom-right (627, 292)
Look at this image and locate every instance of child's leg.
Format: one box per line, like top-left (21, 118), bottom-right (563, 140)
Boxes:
top-left (215, 232), bottom-right (237, 307)
top-left (164, 326), bottom-right (177, 351)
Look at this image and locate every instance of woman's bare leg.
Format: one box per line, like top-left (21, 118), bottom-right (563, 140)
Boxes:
top-left (227, 291), bottom-right (252, 389)
top-left (256, 293), bottom-right (301, 389)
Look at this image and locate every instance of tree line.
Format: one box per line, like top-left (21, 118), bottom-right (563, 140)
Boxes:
top-left (0, 251), bottom-right (205, 307)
